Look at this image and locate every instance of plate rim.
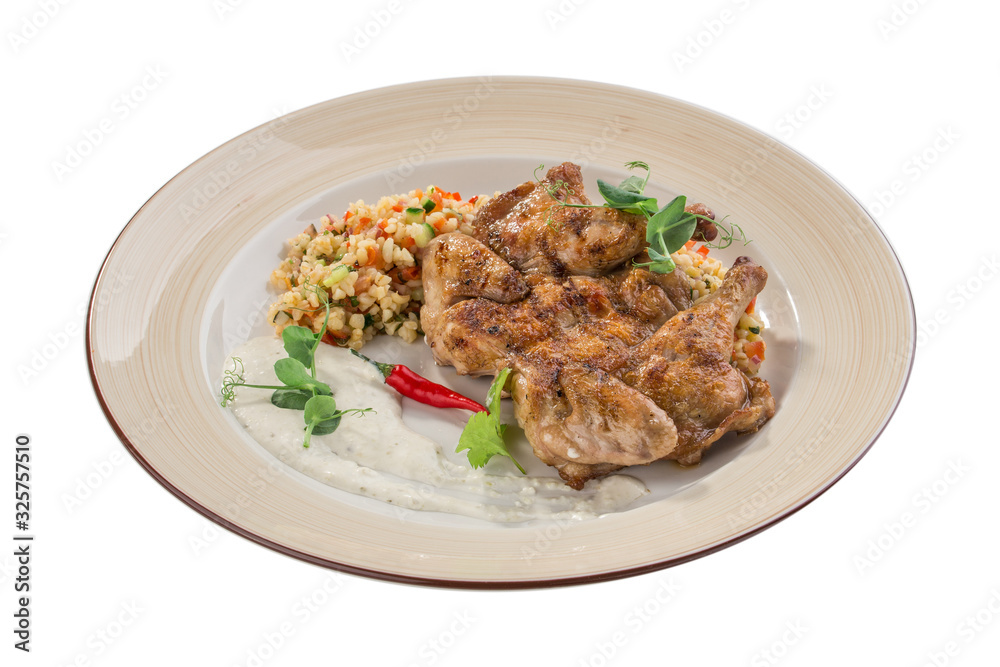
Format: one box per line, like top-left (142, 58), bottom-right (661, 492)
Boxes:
top-left (86, 75), bottom-right (916, 589)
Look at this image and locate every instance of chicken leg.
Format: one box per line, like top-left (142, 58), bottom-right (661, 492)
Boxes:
top-left (626, 257), bottom-right (776, 465)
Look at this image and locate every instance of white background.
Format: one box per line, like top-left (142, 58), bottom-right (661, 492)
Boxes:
top-left (4, 0), bottom-right (999, 665)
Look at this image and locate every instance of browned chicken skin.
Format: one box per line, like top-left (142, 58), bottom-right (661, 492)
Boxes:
top-left (626, 257), bottom-right (776, 466)
top-left (472, 163), bottom-right (647, 276)
top-left (420, 163), bottom-right (775, 488)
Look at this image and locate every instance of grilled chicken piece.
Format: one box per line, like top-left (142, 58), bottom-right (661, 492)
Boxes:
top-left (593, 263), bottom-right (693, 328)
top-left (507, 258), bottom-right (773, 487)
top-left (420, 163), bottom-right (775, 488)
top-left (511, 362), bottom-right (678, 489)
top-left (420, 240), bottom-right (692, 378)
top-left (420, 233), bottom-right (528, 374)
top-left (472, 162), bottom-right (647, 276)
top-left (626, 257), bottom-right (776, 465)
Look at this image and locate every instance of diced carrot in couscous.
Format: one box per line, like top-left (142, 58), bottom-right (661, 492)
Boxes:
top-left (267, 186), bottom-right (494, 349)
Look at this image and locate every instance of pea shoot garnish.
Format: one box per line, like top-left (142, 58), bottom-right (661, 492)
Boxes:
top-left (221, 285), bottom-right (374, 447)
top-left (538, 161), bottom-right (750, 272)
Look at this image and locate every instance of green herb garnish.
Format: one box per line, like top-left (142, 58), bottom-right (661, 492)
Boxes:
top-left (540, 161), bottom-right (750, 273)
top-left (455, 368), bottom-right (525, 474)
top-left (631, 194), bottom-right (696, 274)
top-left (221, 285), bottom-right (373, 447)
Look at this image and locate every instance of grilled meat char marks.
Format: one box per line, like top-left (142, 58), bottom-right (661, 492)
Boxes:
top-left (420, 163), bottom-right (775, 488)
top-left (472, 162), bottom-right (647, 277)
top-left (626, 257), bottom-right (776, 467)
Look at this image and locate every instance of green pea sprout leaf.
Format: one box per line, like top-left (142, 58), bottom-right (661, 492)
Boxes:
top-left (538, 160), bottom-right (751, 273)
top-left (456, 367), bottom-right (525, 474)
top-left (301, 394), bottom-right (367, 446)
top-left (309, 415), bottom-right (345, 437)
top-left (632, 195), bottom-right (698, 274)
top-left (281, 325), bottom-right (320, 369)
top-left (618, 175), bottom-right (645, 193)
top-left (273, 358), bottom-right (331, 395)
top-left (595, 179), bottom-right (657, 215)
top-left (304, 394), bottom-right (339, 423)
top-left (270, 387), bottom-right (313, 411)
top-left (220, 283), bottom-right (373, 448)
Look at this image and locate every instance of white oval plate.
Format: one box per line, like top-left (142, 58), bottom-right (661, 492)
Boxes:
top-left (88, 77), bottom-right (914, 588)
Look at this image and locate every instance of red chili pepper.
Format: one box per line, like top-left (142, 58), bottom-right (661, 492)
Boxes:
top-left (350, 350), bottom-right (487, 412)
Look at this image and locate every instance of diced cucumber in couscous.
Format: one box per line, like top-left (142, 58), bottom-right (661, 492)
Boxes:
top-left (404, 207), bottom-right (424, 224)
top-left (413, 222), bottom-right (436, 248)
top-left (266, 186), bottom-right (494, 349)
top-left (321, 264), bottom-right (350, 288)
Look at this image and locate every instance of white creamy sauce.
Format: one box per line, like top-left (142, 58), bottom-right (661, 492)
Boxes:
top-left (226, 337), bottom-right (648, 523)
